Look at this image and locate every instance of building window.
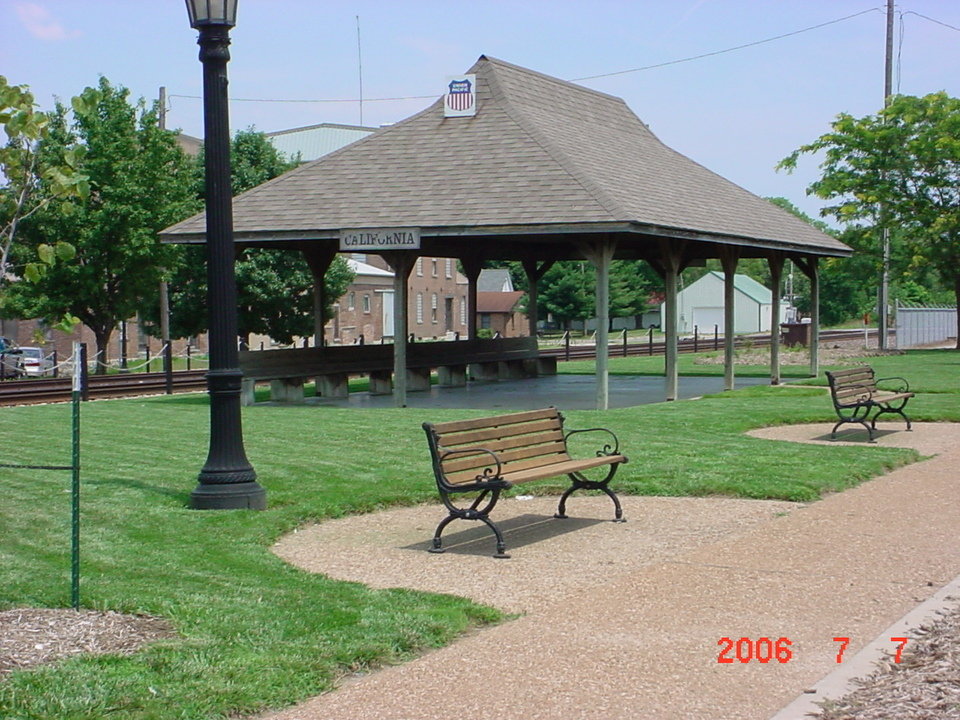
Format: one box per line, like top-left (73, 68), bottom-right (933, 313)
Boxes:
top-left (416, 293), bottom-right (423, 324)
top-left (416, 257), bottom-right (423, 276)
top-left (460, 296), bottom-right (467, 326)
top-left (445, 258), bottom-right (452, 278)
top-left (348, 292), bottom-right (355, 310)
top-left (362, 294), bottom-right (371, 313)
top-left (431, 259), bottom-right (438, 277)
top-left (480, 313), bottom-right (492, 329)
top-left (431, 293), bottom-right (438, 323)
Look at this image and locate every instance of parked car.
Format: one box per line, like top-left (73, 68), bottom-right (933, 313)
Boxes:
top-left (0, 348), bottom-right (24, 379)
top-left (18, 346), bottom-right (54, 377)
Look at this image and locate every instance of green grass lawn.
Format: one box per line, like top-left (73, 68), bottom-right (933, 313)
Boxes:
top-left (1, 349), bottom-right (956, 719)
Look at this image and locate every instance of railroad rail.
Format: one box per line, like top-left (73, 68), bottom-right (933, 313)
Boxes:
top-left (0, 329), bottom-right (874, 406)
top-left (0, 370), bottom-right (208, 406)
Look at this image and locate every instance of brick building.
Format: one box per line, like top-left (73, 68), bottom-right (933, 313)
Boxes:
top-left (325, 254), bottom-right (470, 344)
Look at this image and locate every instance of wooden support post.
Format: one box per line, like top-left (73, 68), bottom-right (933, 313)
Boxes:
top-left (809, 259), bottom-right (820, 378)
top-left (581, 239), bottom-right (616, 410)
top-left (461, 256), bottom-right (482, 340)
top-left (719, 247), bottom-right (739, 392)
top-left (795, 257), bottom-right (821, 378)
top-left (522, 259), bottom-right (554, 338)
top-left (304, 247), bottom-right (337, 348)
top-left (655, 243), bottom-right (683, 401)
top-left (381, 252), bottom-right (416, 407)
top-left (768, 252), bottom-right (785, 385)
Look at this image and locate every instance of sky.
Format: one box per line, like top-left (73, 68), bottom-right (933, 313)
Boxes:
top-left (3, 1), bottom-right (959, 223)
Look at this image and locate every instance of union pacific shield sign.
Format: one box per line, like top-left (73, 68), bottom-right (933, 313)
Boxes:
top-left (443, 74), bottom-right (476, 117)
top-left (339, 228), bottom-right (421, 251)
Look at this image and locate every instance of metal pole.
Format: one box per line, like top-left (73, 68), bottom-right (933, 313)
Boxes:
top-left (71, 342), bottom-right (81, 609)
top-left (878, 0), bottom-right (894, 350)
top-left (190, 18), bottom-right (264, 510)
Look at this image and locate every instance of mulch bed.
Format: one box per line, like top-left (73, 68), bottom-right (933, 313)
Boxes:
top-left (0, 608), bottom-right (175, 676)
top-left (814, 604), bottom-right (960, 719)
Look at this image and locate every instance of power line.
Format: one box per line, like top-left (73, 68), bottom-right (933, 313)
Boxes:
top-left (167, 93), bottom-right (436, 104)
top-left (902, 10), bottom-right (960, 33)
top-left (167, 6), bottom-right (956, 108)
top-left (571, 7), bottom-right (883, 81)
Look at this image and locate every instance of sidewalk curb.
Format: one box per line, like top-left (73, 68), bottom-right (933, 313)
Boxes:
top-left (769, 572), bottom-right (960, 720)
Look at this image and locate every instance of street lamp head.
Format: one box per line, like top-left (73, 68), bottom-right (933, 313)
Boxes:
top-left (185, 0), bottom-right (237, 29)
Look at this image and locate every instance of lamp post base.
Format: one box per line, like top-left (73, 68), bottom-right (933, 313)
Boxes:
top-left (190, 480), bottom-right (267, 510)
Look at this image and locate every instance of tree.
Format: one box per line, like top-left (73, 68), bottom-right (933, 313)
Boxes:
top-left (7, 77), bottom-right (197, 370)
top-left (0, 77), bottom-right (95, 297)
top-left (539, 261), bottom-right (594, 331)
top-left (147, 128), bottom-right (352, 343)
top-left (779, 92), bottom-right (960, 347)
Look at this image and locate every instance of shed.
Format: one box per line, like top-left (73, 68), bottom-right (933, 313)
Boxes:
top-left (664, 271), bottom-right (787, 334)
top-left (477, 291), bottom-right (526, 337)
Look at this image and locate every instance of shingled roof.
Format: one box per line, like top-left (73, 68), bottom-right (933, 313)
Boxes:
top-left (162, 55), bottom-right (849, 258)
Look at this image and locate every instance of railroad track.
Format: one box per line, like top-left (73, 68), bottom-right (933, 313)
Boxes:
top-left (0, 329), bottom-right (872, 406)
top-left (540, 328), bottom-right (871, 361)
top-left (0, 370), bottom-right (208, 406)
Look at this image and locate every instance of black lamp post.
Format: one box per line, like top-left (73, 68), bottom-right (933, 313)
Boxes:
top-left (186, 0), bottom-right (265, 509)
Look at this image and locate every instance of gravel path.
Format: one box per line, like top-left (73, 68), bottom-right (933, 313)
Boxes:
top-left (263, 422), bottom-right (960, 720)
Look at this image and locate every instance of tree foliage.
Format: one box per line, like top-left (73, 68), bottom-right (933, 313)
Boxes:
top-left (780, 92), bottom-right (960, 345)
top-left (6, 77), bottom-right (197, 368)
top-left (150, 128), bottom-right (352, 344)
top-left (0, 77), bottom-right (96, 299)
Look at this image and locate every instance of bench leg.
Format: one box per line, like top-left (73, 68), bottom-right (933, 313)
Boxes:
top-left (831, 417), bottom-right (876, 443)
top-left (870, 405), bottom-right (912, 433)
top-left (555, 465), bottom-right (626, 523)
top-left (429, 489), bottom-right (511, 559)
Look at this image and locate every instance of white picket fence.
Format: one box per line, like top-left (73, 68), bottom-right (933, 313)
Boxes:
top-left (895, 303), bottom-right (957, 348)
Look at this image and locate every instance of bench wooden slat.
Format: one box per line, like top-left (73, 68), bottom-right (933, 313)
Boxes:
top-left (439, 418), bottom-right (562, 448)
top-left (440, 428), bottom-right (564, 458)
top-left (502, 455), bottom-right (629, 484)
top-left (445, 446), bottom-right (571, 484)
top-left (431, 407), bottom-right (558, 435)
top-left (441, 437), bottom-right (567, 474)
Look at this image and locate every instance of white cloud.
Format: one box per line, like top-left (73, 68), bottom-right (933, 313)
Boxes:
top-left (15, 2), bottom-right (80, 41)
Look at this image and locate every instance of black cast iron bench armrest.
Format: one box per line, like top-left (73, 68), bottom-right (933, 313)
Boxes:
top-left (832, 382), bottom-right (877, 406)
top-left (437, 446), bottom-right (505, 488)
top-left (564, 427), bottom-right (621, 456)
top-left (875, 376), bottom-right (910, 393)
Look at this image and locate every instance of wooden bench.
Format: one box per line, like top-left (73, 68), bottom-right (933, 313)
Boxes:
top-left (422, 407), bottom-right (627, 558)
top-left (825, 366), bottom-right (914, 442)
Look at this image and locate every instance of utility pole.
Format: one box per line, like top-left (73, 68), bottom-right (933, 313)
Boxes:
top-left (879, 0), bottom-right (894, 349)
top-left (158, 87), bottom-right (172, 378)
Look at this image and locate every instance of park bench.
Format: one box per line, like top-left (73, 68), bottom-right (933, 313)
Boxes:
top-left (422, 407), bottom-right (627, 558)
top-left (825, 366), bottom-right (914, 442)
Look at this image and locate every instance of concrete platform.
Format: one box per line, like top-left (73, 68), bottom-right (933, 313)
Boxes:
top-left (303, 373), bottom-right (772, 410)
top-left (261, 422), bottom-right (960, 720)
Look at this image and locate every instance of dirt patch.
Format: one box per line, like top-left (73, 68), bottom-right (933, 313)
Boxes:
top-left (0, 608), bottom-right (175, 677)
top-left (694, 336), bottom-right (903, 366)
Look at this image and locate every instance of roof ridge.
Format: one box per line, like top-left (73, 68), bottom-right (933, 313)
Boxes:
top-left (267, 122), bottom-right (377, 137)
top-left (477, 56), bottom-right (629, 220)
top-left (479, 55), bottom-right (625, 104)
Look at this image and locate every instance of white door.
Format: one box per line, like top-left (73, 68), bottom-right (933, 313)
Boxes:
top-left (381, 290), bottom-right (395, 338)
top-left (692, 307), bottom-right (724, 333)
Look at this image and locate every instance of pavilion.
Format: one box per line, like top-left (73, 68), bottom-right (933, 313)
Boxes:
top-left (161, 55), bottom-right (851, 409)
